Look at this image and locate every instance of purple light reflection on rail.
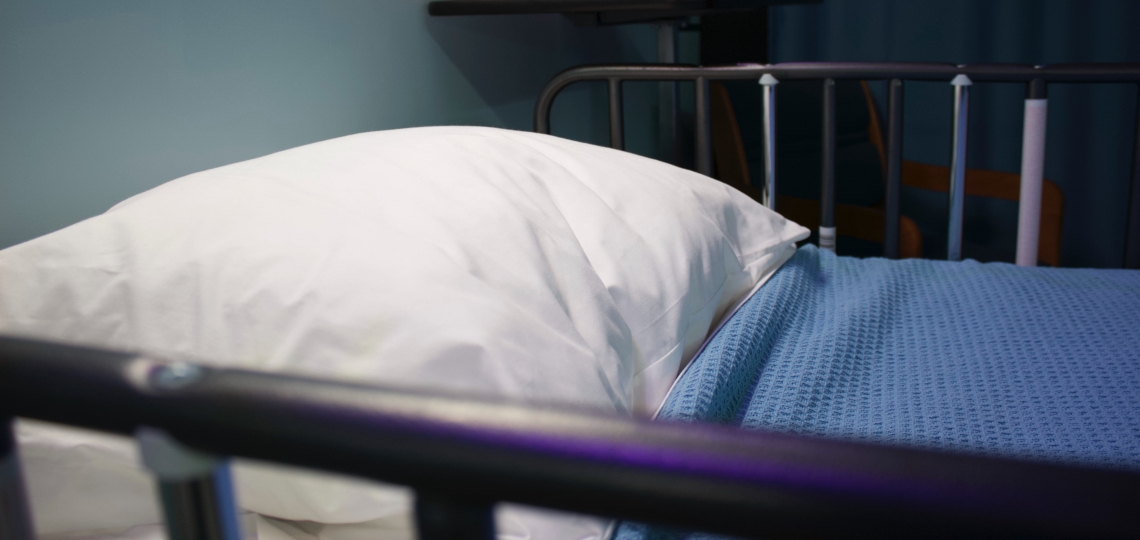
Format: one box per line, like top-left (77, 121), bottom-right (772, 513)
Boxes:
top-left (308, 399), bottom-right (1007, 515)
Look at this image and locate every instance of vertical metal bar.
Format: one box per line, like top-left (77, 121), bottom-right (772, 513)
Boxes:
top-left (657, 21), bottom-right (679, 165)
top-left (0, 419), bottom-right (34, 540)
top-left (947, 74), bottom-right (972, 261)
top-left (138, 428), bottom-right (241, 540)
top-left (884, 79), bottom-right (904, 259)
top-left (1126, 83), bottom-right (1140, 269)
top-left (1017, 79), bottom-right (1049, 267)
top-left (608, 79), bottom-right (624, 151)
top-left (156, 471), bottom-right (240, 540)
top-left (695, 76), bottom-right (713, 176)
top-left (820, 78), bottom-right (837, 251)
top-left (415, 491), bottom-right (495, 540)
top-left (760, 74), bottom-right (780, 209)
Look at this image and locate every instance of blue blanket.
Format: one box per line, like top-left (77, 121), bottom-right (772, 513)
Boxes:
top-left (616, 246), bottom-right (1140, 540)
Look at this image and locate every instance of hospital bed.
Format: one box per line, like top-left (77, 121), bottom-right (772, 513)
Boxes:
top-left (3, 62), bottom-right (1140, 540)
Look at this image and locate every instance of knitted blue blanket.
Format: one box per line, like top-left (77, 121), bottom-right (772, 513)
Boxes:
top-left (616, 246), bottom-right (1140, 540)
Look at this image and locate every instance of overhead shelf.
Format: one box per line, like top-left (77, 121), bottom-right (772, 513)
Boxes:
top-left (427, 0), bottom-right (817, 25)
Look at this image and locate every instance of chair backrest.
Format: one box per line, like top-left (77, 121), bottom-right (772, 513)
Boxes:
top-left (857, 82), bottom-right (1065, 267)
top-left (710, 80), bottom-right (1065, 266)
top-left (710, 81), bottom-right (923, 258)
top-left (897, 161), bottom-right (1064, 267)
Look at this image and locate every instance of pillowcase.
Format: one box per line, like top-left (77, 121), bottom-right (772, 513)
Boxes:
top-left (0, 126), bottom-right (807, 536)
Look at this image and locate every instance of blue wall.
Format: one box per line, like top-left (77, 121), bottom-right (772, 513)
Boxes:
top-left (0, 0), bottom-right (656, 249)
top-left (770, 0), bottom-right (1140, 267)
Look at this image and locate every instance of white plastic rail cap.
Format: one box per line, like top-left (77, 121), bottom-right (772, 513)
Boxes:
top-left (759, 74), bottom-right (780, 86)
top-left (950, 74), bottom-right (973, 86)
top-left (137, 426), bottom-right (220, 481)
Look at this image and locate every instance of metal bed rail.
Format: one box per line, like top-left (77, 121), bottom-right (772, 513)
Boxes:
top-left (3, 336), bottom-right (1140, 540)
top-left (533, 62), bottom-right (1140, 267)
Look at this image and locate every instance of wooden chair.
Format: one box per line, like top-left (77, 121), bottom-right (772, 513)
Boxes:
top-left (709, 81), bottom-right (923, 258)
top-left (709, 81), bottom-right (1065, 265)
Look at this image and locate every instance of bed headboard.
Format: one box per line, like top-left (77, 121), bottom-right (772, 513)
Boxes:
top-left (534, 62), bottom-right (1140, 269)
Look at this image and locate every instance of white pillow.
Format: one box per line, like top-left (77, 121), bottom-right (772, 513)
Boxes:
top-left (0, 126), bottom-right (807, 537)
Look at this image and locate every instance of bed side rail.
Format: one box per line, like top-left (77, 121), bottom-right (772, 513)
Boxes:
top-left (3, 336), bottom-right (1140, 540)
top-left (533, 62), bottom-right (1140, 268)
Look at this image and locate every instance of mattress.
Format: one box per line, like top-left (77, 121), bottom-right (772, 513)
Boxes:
top-left (619, 246), bottom-right (1140, 539)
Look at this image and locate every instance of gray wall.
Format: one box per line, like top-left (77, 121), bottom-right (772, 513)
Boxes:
top-left (0, 0), bottom-right (657, 249)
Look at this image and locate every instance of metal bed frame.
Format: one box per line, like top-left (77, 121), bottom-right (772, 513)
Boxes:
top-left (4, 62), bottom-right (1140, 540)
top-left (534, 62), bottom-right (1140, 268)
top-left (2, 337), bottom-right (1140, 540)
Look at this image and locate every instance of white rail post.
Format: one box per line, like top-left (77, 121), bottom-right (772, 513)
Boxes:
top-left (947, 74), bottom-right (972, 261)
top-left (1016, 78), bottom-right (1048, 267)
top-left (759, 73), bottom-right (780, 210)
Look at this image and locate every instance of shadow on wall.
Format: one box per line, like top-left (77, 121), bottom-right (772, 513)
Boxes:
top-left (425, 13), bottom-right (643, 109)
top-left (424, 13), bottom-right (660, 155)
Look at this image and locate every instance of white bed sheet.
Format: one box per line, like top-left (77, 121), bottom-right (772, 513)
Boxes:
top-left (21, 418), bottom-right (610, 540)
top-left (43, 507), bottom-right (605, 540)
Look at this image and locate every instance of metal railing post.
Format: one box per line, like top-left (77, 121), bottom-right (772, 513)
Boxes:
top-left (695, 76), bottom-right (713, 176)
top-left (1017, 79), bottom-right (1049, 267)
top-left (415, 492), bottom-right (495, 540)
top-left (0, 419), bottom-right (34, 540)
top-left (608, 79), bottom-right (624, 151)
top-left (947, 74), bottom-right (972, 261)
top-left (657, 21), bottom-right (679, 165)
top-left (760, 73), bottom-right (780, 209)
top-left (884, 79), bottom-right (905, 259)
top-left (820, 78), bottom-right (837, 251)
top-left (137, 427), bottom-right (241, 540)
top-left (1126, 83), bottom-right (1140, 269)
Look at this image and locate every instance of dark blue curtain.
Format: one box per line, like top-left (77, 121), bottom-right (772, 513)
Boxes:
top-left (769, 0), bottom-right (1140, 267)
